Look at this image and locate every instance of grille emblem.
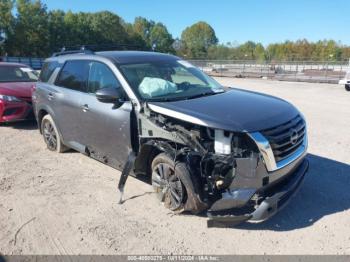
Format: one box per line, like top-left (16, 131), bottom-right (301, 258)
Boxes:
top-left (290, 129), bottom-right (299, 145)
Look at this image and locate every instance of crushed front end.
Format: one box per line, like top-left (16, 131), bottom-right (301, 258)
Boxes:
top-left (135, 106), bottom-right (309, 227)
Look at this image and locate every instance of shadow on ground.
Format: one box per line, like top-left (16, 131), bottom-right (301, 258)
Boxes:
top-left (0, 120), bottom-right (37, 130)
top-left (118, 153), bottom-right (350, 231)
top-left (235, 154), bottom-right (350, 231)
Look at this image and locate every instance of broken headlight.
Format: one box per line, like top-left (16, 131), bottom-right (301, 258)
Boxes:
top-left (213, 129), bottom-right (258, 157)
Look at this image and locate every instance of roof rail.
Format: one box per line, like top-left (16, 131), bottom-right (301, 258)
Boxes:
top-left (80, 44), bottom-right (145, 52)
top-left (51, 46), bottom-right (94, 57)
top-left (51, 44), bottom-right (147, 57)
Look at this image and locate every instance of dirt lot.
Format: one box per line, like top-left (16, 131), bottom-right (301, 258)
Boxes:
top-left (1, 78), bottom-right (350, 255)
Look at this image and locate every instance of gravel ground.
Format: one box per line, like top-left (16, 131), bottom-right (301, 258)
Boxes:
top-left (0, 78), bottom-right (350, 255)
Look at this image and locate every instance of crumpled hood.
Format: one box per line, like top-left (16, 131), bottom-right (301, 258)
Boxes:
top-left (0, 82), bottom-right (34, 98)
top-left (148, 88), bottom-right (300, 132)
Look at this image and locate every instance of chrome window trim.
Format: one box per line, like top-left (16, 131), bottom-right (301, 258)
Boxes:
top-left (249, 131), bottom-right (308, 172)
top-left (45, 54), bottom-right (142, 111)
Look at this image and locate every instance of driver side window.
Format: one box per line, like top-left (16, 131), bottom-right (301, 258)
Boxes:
top-left (88, 62), bottom-right (121, 93)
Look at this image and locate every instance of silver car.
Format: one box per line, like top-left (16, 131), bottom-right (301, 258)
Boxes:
top-left (33, 49), bottom-right (308, 227)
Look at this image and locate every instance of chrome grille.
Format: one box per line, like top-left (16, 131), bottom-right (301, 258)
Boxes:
top-left (261, 115), bottom-right (306, 162)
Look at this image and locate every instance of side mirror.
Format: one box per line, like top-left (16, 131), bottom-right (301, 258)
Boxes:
top-left (96, 87), bottom-right (124, 104)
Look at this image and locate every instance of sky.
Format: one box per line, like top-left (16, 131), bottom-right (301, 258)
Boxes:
top-left (42, 0), bottom-right (350, 46)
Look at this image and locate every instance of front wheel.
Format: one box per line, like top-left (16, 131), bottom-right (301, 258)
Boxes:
top-left (345, 84), bottom-right (350, 91)
top-left (151, 153), bottom-right (187, 212)
top-left (41, 114), bottom-right (68, 153)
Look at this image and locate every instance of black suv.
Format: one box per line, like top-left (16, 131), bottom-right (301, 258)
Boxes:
top-left (33, 50), bottom-right (308, 227)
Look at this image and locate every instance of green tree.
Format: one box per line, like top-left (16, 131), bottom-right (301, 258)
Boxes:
top-left (149, 22), bottom-right (174, 53)
top-left (121, 20), bottom-right (147, 48)
top-left (1, 1), bottom-right (349, 61)
top-left (0, 0), bottom-right (15, 55)
top-left (13, 0), bottom-right (49, 56)
top-left (181, 21), bottom-right (218, 58)
top-left (132, 17), bottom-right (174, 52)
top-left (254, 43), bottom-right (265, 61)
top-left (89, 11), bottom-right (129, 45)
top-left (47, 10), bottom-right (67, 53)
top-left (237, 41), bottom-right (256, 59)
top-left (207, 44), bottom-right (231, 60)
top-left (133, 17), bottom-right (154, 47)
top-left (63, 11), bottom-right (94, 47)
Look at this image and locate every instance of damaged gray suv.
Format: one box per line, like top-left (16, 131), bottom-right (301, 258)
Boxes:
top-left (33, 49), bottom-right (308, 227)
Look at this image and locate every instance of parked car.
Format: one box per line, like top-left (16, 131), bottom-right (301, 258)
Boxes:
top-left (33, 50), bottom-right (308, 227)
top-left (339, 70), bottom-right (350, 91)
top-left (0, 62), bottom-right (38, 123)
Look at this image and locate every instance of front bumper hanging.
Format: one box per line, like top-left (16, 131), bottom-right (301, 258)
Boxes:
top-left (207, 158), bottom-right (309, 227)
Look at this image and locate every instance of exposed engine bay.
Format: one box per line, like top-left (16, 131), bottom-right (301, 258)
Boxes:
top-left (115, 102), bottom-right (309, 228)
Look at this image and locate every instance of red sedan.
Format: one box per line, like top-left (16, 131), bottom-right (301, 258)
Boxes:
top-left (0, 63), bottom-right (38, 123)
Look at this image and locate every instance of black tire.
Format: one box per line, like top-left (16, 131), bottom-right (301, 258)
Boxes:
top-left (151, 153), bottom-right (187, 212)
top-left (41, 114), bottom-right (68, 153)
top-left (345, 84), bottom-right (350, 91)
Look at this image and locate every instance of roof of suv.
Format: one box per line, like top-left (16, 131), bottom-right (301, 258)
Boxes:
top-left (97, 51), bottom-right (179, 64)
top-left (49, 51), bottom-right (179, 65)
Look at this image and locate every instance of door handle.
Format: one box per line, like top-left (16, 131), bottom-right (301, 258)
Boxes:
top-left (48, 93), bottom-right (54, 100)
top-left (81, 104), bottom-right (89, 112)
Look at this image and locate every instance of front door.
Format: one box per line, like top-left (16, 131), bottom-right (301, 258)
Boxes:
top-left (80, 61), bottom-right (132, 170)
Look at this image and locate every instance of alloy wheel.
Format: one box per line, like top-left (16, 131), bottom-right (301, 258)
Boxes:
top-left (43, 120), bottom-right (57, 150)
top-left (152, 162), bottom-right (185, 211)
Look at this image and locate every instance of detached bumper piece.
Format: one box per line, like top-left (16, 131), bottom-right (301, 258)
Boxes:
top-left (207, 159), bottom-right (309, 228)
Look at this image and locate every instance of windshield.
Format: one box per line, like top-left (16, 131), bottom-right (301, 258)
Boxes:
top-left (0, 66), bottom-right (39, 83)
top-left (119, 60), bottom-right (224, 101)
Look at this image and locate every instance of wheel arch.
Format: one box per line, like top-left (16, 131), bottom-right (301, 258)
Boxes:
top-left (37, 106), bottom-right (66, 146)
top-left (134, 142), bottom-right (162, 178)
top-left (37, 109), bottom-right (49, 134)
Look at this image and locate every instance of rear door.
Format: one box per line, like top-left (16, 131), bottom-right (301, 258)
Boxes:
top-left (79, 61), bottom-right (132, 169)
top-left (35, 60), bottom-right (62, 119)
top-left (53, 60), bottom-right (90, 151)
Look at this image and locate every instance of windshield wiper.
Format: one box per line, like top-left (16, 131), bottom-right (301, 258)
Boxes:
top-left (147, 90), bottom-right (224, 102)
top-left (147, 97), bottom-right (177, 102)
top-left (186, 90), bottom-right (224, 100)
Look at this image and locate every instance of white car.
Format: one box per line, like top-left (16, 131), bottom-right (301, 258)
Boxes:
top-left (339, 70), bottom-right (350, 91)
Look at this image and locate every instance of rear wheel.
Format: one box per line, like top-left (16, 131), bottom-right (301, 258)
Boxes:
top-left (151, 153), bottom-right (186, 212)
top-left (41, 114), bottom-right (68, 153)
top-left (345, 84), bottom-right (350, 91)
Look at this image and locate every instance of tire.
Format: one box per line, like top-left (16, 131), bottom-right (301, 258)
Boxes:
top-left (41, 114), bottom-right (68, 153)
top-left (151, 153), bottom-right (187, 212)
top-left (345, 84), bottom-right (350, 91)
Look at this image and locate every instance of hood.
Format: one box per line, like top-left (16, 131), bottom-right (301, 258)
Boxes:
top-left (148, 88), bottom-right (300, 132)
top-left (0, 82), bottom-right (35, 98)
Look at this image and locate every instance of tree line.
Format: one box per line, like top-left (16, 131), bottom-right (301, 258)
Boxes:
top-left (207, 40), bottom-right (350, 62)
top-left (0, 0), bottom-right (349, 61)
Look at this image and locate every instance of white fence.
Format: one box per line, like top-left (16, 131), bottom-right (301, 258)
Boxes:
top-left (189, 60), bottom-right (350, 84)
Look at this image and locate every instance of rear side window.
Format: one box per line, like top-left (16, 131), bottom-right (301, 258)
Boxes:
top-left (55, 60), bottom-right (89, 92)
top-left (39, 61), bottom-right (60, 82)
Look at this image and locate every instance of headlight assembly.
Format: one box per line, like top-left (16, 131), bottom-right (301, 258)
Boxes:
top-left (0, 95), bottom-right (22, 102)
